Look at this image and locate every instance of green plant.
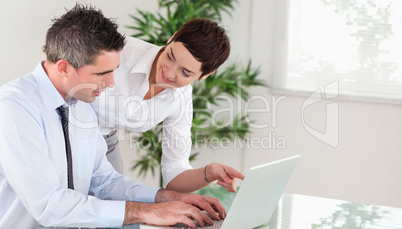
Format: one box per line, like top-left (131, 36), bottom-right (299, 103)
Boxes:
top-left (127, 0), bottom-right (237, 46)
top-left (128, 0), bottom-right (267, 187)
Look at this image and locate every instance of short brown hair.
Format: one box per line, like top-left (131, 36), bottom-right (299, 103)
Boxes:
top-left (169, 18), bottom-right (230, 77)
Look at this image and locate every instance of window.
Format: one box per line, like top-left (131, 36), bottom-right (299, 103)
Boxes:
top-left (274, 0), bottom-right (402, 102)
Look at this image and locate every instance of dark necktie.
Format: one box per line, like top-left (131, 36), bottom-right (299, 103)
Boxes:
top-left (57, 106), bottom-right (74, 190)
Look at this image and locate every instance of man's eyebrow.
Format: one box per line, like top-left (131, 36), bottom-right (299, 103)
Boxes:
top-left (170, 48), bottom-right (195, 75)
top-left (94, 65), bottom-right (120, 75)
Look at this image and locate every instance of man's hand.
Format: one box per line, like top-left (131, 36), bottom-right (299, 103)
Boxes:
top-left (206, 163), bottom-right (245, 192)
top-left (156, 189), bottom-right (226, 221)
top-left (123, 189), bottom-right (227, 228)
top-left (123, 201), bottom-right (212, 228)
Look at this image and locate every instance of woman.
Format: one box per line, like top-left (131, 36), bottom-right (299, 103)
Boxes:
top-left (92, 18), bottom-right (244, 192)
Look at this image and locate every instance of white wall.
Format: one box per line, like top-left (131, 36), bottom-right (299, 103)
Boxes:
top-left (246, 0), bottom-right (402, 209)
top-left (0, 0), bottom-right (158, 85)
top-left (2, 0), bottom-right (402, 209)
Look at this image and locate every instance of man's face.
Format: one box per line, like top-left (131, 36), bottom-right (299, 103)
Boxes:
top-left (67, 51), bottom-right (120, 103)
top-left (155, 41), bottom-right (210, 89)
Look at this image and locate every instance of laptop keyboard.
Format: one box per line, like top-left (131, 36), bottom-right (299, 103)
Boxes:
top-left (197, 219), bottom-right (223, 228)
top-left (172, 218), bottom-right (224, 229)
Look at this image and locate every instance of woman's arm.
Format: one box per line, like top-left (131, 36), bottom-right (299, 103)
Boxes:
top-left (161, 87), bottom-right (245, 192)
top-left (166, 162), bottom-right (245, 193)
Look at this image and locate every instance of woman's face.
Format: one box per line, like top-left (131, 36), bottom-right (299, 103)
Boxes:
top-left (154, 41), bottom-right (211, 89)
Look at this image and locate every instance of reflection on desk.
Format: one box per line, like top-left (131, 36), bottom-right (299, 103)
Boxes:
top-left (37, 185), bottom-right (402, 229)
top-left (270, 193), bottom-right (402, 229)
top-left (197, 185), bottom-right (402, 229)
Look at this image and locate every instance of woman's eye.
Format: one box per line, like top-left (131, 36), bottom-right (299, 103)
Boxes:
top-left (167, 53), bottom-right (173, 61)
top-left (182, 70), bottom-right (190, 77)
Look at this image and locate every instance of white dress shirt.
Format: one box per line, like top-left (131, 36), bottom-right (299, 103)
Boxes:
top-left (92, 37), bottom-right (194, 186)
top-left (0, 63), bottom-right (159, 228)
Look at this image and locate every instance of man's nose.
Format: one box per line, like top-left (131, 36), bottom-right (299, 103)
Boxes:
top-left (103, 73), bottom-right (115, 88)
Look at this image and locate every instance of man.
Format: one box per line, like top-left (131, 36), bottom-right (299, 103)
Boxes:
top-left (0, 4), bottom-right (224, 228)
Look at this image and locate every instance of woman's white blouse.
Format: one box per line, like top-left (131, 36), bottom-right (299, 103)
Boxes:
top-left (92, 37), bottom-right (194, 186)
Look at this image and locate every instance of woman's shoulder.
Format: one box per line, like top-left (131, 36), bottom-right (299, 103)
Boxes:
top-left (179, 84), bottom-right (193, 96)
top-left (120, 37), bottom-right (161, 70)
top-left (124, 37), bottom-right (159, 52)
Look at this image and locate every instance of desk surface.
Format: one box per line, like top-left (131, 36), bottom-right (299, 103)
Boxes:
top-left (38, 185), bottom-right (402, 229)
top-left (266, 193), bottom-right (402, 229)
top-left (196, 184), bottom-right (402, 229)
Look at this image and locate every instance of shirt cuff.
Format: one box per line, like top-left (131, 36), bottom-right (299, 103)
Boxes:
top-left (133, 186), bottom-right (161, 203)
top-left (98, 200), bottom-right (126, 228)
top-left (96, 187), bottom-right (160, 228)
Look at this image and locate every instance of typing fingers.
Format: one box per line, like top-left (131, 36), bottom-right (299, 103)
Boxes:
top-left (198, 196), bottom-right (226, 221)
top-left (185, 207), bottom-right (213, 227)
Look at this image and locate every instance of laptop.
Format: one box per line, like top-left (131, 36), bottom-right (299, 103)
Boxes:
top-left (140, 154), bottom-right (300, 229)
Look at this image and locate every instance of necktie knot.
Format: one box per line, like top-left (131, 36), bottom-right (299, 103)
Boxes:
top-left (57, 106), bottom-right (69, 122)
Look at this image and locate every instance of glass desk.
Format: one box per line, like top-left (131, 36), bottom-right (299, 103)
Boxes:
top-left (38, 184), bottom-right (402, 229)
top-left (195, 184), bottom-right (402, 229)
top-left (264, 193), bottom-right (402, 229)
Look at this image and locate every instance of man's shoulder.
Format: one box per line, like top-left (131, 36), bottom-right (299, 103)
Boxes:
top-left (0, 75), bottom-right (38, 106)
top-left (0, 75), bottom-right (44, 122)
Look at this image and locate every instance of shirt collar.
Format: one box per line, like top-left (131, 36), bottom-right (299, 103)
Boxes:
top-left (32, 62), bottom-right (77, 111)
top-left (130, 45), bottom-right (163, 75)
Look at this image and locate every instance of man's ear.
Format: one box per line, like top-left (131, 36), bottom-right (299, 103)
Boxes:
top-left (199, 70), bottom-right (215, 81)
top-left (56, 59), bottom-right (69, 76)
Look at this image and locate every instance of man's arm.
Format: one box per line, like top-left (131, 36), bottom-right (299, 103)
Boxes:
top-left (0, 99), bottom-right (125, 228)
top-left (88, 130), bottom-right (160, 203)
top-left (123, 189), bottom-right (226, 228)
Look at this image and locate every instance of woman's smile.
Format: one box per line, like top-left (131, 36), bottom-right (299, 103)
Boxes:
top-left (161, 69), bottom-right (175, 83)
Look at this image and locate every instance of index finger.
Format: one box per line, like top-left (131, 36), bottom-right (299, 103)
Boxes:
top-left (228, 168), bottom-right (245, 180)
top-left (217, 177), bottom-right (238, 192)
